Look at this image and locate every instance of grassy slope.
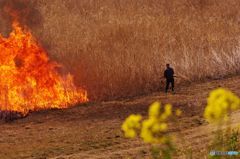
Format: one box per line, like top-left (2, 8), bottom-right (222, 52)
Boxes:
top-left (0, 75), bottom-right (239, 159)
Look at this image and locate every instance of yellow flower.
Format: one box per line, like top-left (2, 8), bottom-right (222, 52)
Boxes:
top-left (165, 104), bottom-right (172, 116)
top-left (149, 102), bottom-right (161, 118)
top-left (140, 118), bottom-right (168, 144)
top-left (152, 123), bottom-right (168, 132)
top-left (175, 109), bottom-right (182, 116)
top-left (148, 102), bottom-right (173, 121)
top-left (160, 104), bottom-right (172, 121)
top-left (204, 88), bottom-right (240, 123)
top-left (122, 101), bottom-right (181, 145)
top-left (121, 114), bottom-right (142, 138)
top-left (140, 103), bottom-right (172, 144)
top-left (140, 118), bottom-right (155, 143)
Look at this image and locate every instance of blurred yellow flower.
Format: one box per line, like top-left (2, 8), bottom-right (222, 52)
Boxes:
top-left (121, 114), bottom-right (142, 138)
top-left (149, 102), bottom-right (161, 118)
top-left (175, 109), bottom-right (182, 116)
top-left (160, 104), bottom-right (172, 121)
top-left (204, 88), bottom-right (240, 123)
top-left (122, 101), bottom-right (181, 145)
top-left (140, 102), bottom-right (172, 144)
top-left (140, 118), bottom-right (168, 143)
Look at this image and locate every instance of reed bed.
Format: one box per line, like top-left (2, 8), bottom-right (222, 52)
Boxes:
top-left (1, 0), bottom-right (240, 100)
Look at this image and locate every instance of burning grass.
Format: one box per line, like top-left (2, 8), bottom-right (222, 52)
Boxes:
top-left (0, 20), bottom-right (88, 118)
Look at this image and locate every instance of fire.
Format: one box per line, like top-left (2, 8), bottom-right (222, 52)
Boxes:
top-left (0, 21), bottom-right (88, 116)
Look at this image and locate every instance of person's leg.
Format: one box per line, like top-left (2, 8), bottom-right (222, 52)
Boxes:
top-left (171, 79), bottom-right (175, 92)
top-left (165, 80), bottom-right (170, 93)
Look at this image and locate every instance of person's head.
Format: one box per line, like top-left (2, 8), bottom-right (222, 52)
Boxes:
top-left (166, 64), bottom-right (170, 68)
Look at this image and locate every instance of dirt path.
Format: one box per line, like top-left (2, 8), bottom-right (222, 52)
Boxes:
top-left (0, 76), bottom-right (240, 159)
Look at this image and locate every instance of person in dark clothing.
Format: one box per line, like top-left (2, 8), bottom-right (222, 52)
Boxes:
top-left (164, 64), bottom-right (175, 93)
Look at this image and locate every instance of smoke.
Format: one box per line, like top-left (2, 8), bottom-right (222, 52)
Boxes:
top-left (0, 0), bottom-right (43, 36)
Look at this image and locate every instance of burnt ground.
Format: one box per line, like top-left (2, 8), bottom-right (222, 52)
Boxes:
top-left (0, 76), bottom-right (240, 159)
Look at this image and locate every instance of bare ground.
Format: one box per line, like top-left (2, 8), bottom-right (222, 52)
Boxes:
top-left (0, 76), bottom-right (240, 159)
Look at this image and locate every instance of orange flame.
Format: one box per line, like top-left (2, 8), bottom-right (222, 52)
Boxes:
top-left (0, 21), bottom-right (88, 115)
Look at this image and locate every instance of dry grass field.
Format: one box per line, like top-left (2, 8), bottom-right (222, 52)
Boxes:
top-left (0, 76), bottom-right (239, 159)
top-left (0, 1), bottom-right (240, 159)
top-left (1, 0), bottom-right (240, 100)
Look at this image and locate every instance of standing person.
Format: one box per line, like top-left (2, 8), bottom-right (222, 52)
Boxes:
top-left (164, 64), bottom-right (175, 93)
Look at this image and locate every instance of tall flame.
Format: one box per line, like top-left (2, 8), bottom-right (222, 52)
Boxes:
top-left (0, 21), bottom-right (88, 115)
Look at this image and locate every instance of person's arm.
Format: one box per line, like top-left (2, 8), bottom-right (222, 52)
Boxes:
top-left (164, 70), bottom-right (167, 78)
top-left (172, 69), bottom-right (177, 78)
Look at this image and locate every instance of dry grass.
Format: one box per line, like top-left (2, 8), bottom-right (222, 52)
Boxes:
top-left (1, 0), bottom-right (240, 100)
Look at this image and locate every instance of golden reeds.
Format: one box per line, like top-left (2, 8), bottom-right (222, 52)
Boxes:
top-left (3, 0), bottom-right (240, 100)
